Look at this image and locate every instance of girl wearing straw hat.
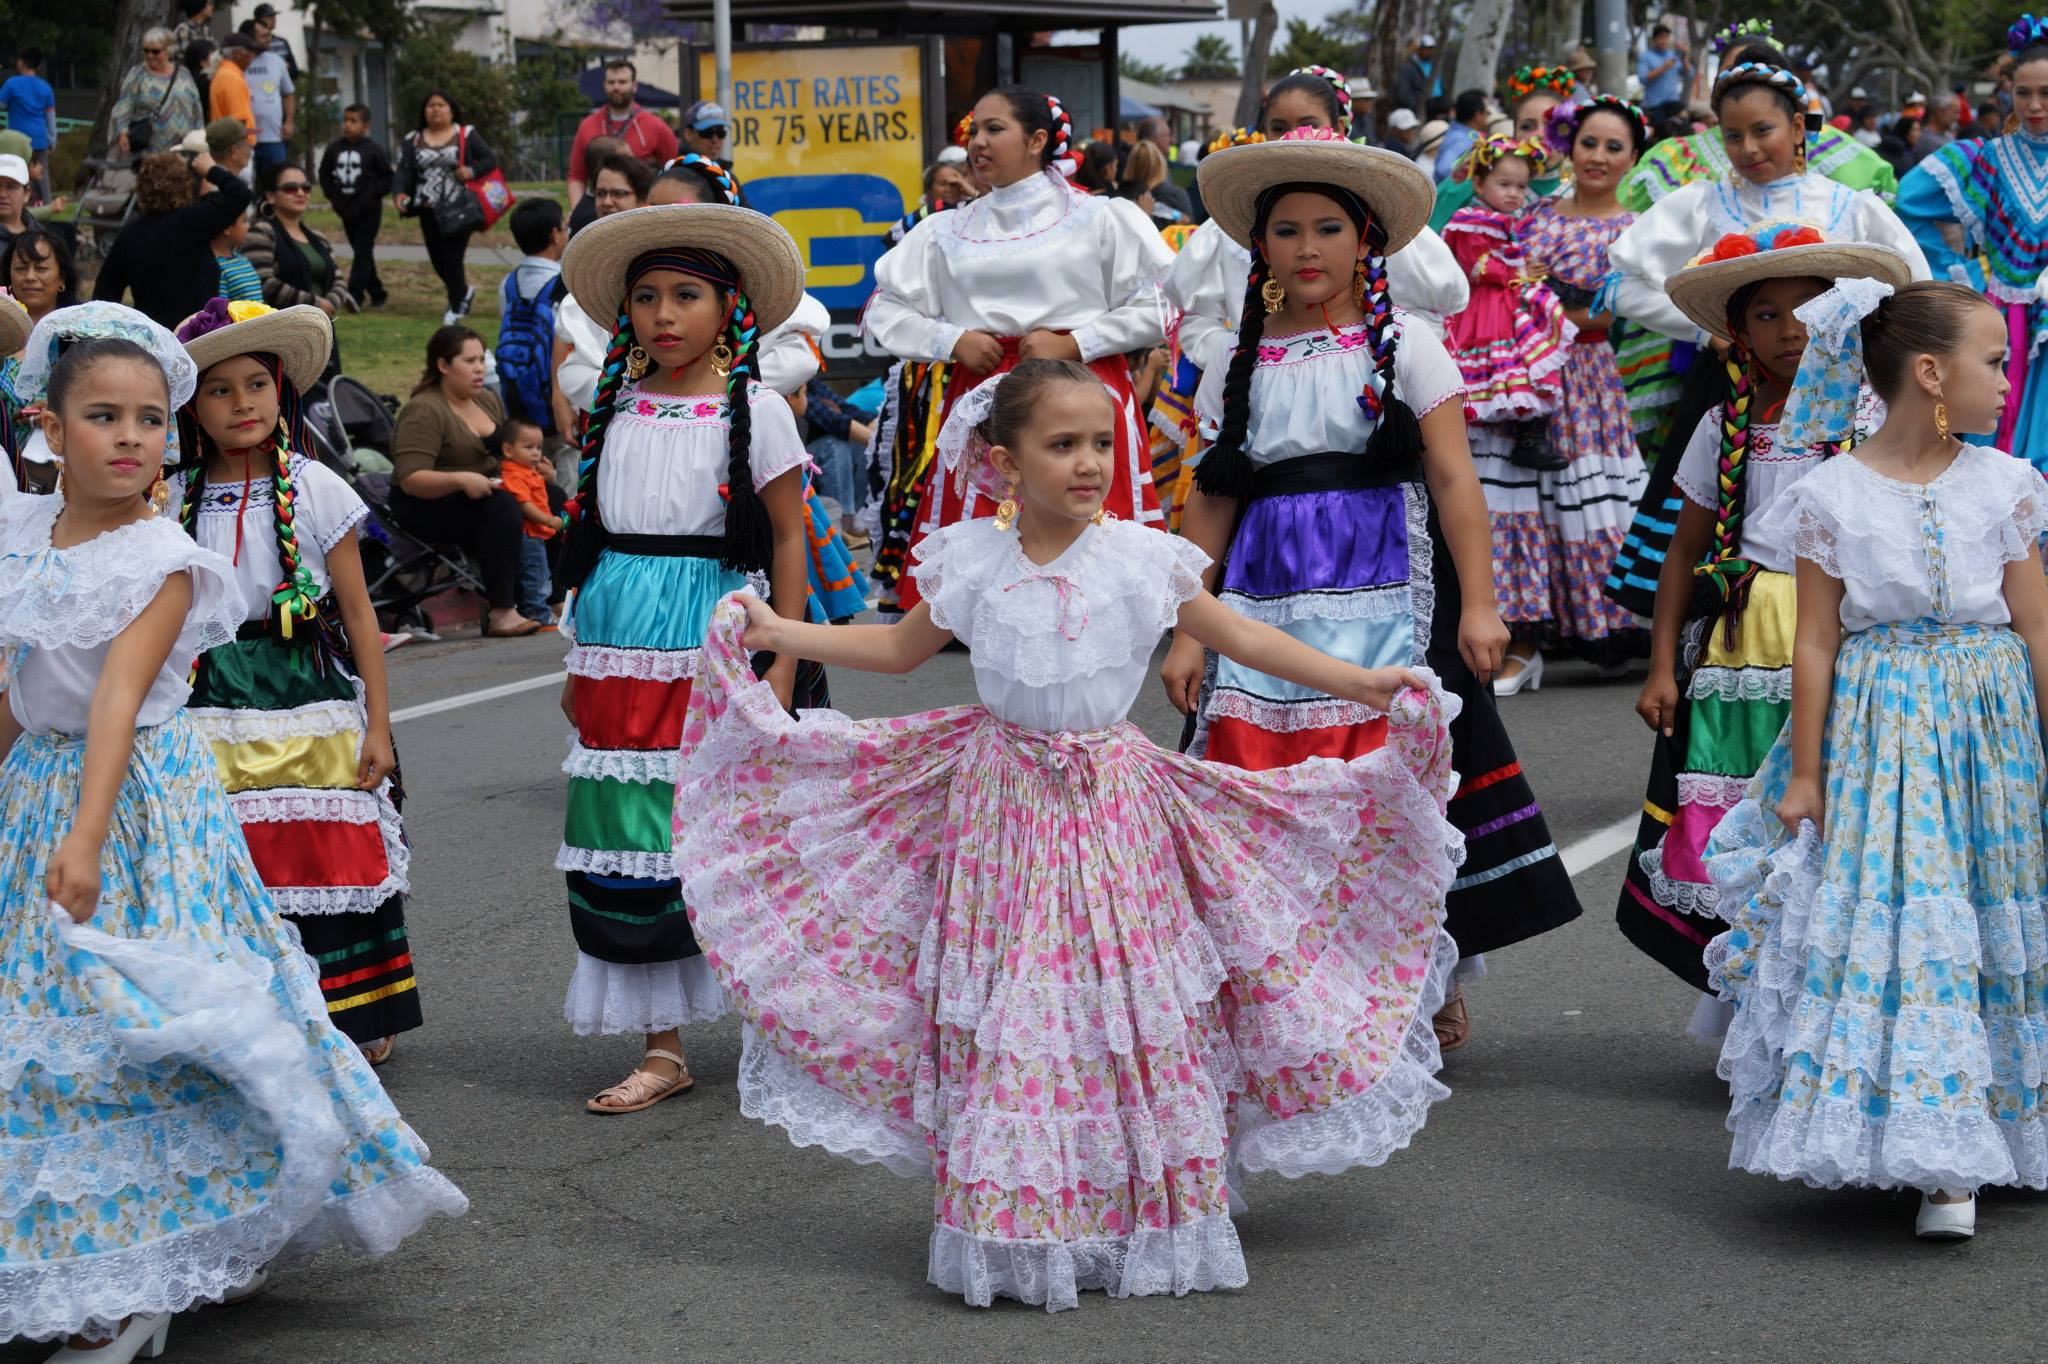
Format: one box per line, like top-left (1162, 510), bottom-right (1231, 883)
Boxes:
top-left (1600, 48), bottom-right (1930, 623)
top-left (863, 84), bottom-right (1175, 618)
top-left (1162, 126), bottom-right (1584, 1053)
top-left (168, 299), bottom-right (423, 1066)
top-left (552, 202), bottom-right (820, 1114)
top-left (1609, 225), bottom-right (1913, 1029)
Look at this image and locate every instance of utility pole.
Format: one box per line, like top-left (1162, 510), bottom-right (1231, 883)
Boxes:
top-left (713, 0), bottom-right (733, 105)
top-left (1594, 0), bottom-right (1628, 96)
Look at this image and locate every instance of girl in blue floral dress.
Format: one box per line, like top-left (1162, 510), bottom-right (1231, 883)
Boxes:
top-left (0, 304), bottom-right (464, 1357)
top-left (1702, 279), bottom-right (2048, 1241)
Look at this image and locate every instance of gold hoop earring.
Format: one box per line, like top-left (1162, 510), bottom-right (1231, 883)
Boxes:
top-left (149, 473), bottom-right (169, 515)
top-left (1260, 277), bottom-right (1287, 314)
top-left (625, 345), bottom-right (651, 382)
top-left (710, 340), bottom-right (735, 380)
top-left (1934, 398), bottom-right (1951, 443)
top-left (993, 480), bottom-right (1019, 531)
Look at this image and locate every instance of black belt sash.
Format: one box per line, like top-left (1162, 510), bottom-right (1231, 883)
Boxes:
top-left (1247, 451), bottom-right (1422, 500)
top-left (606, 533), bottom-right (725, 558)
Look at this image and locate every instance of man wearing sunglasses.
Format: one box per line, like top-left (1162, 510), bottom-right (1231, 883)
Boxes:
top-left (566, 58), bottom-right (677, 205)
top-left (680, 100), bottom-right (732, 170)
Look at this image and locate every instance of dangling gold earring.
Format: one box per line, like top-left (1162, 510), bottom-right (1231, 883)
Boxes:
top-left (148, 473), bottom-right (169, 516)
top-left (1934, 396), bottom-right (1951, 443)
top-left (710, 340), bottom-right (735, 380)
top-left (625, 345), bottom-right (651, 382)
top-left (1352, 261), bottom-right (1368, 309)
top-left (993, 480), bottom-right (1019, 531)
top-left (2007, 112), bottom-right (2023, 136)
top-left (1089, 506), bottom-right (1106, 525)
top-left (1792, 140), bottom-right (1808, 175)
top-left (55, 466), bottom-right (65, 499)
top-left (1261, 277), bottom-right (1287, 314)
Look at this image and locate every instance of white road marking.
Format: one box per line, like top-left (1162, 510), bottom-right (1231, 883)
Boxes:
top-left (391, 677), bottom-right (1651, 879)
top-left (1558, 813), bottom-right (1641, 878)
top-left (391, 671), bottom-right (566, 724)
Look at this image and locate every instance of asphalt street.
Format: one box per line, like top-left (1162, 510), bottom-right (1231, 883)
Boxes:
top-left (7, 633), bottom-right (2042, 1364)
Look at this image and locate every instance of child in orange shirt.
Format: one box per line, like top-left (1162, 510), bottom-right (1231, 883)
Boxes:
top-left (496, 417), bottom-right (565, 625)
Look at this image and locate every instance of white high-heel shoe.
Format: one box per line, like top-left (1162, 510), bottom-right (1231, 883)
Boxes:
top-left (1915, 1192), bottom-right (1977, 1240)
top-left (44, 1313), bottom-right (170, 1362)
top-left (1492, 652), bottom-right (1544, 697)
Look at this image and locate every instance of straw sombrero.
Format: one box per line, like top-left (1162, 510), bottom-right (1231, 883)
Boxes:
top-left (176, 300), bottom-right (333, 393)
top-left (0, 291), bottom-right (26, 359)
top-left (561, 203), bottom-right (804, 334)
top-left (1198, 130), bottom-right (1435, 256)
top-left (1666, 224), bottom-right (1913, 341)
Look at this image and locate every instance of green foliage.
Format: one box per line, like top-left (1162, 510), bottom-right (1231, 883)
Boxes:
top-left (1270, 17), bottom-right (1357, 75)
top-left (508, 47), bottom-right (590, 180)
top-left (1181, 34), bottom-right (1240, 80)
top-left (0, 0), bottom-right (113, 75)
top-left (1120, 54), bottom-right (1175, 86)
top-left (392, 18), bottom-right (518, 160)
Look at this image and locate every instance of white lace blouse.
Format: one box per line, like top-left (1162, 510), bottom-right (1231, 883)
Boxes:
top-left (912, 516), bottom-right (1208, 732)
top-left (596, 381), bottom-right (809, 538)
top-left (1607, 172), bottom-right (1932, 341)
top-left (1165, 218), bottom-right (1471, 375)
top-left (1751, 445), bottom-right (2048, 631)
top-left (0, 494), bottom-right (244, 735)
top-left (1193, 315), bottom-right (1466, 465)
top-left (171, 455), bottom-right (368, 621)
top-left (865, 170), bottom-right (1175, 364)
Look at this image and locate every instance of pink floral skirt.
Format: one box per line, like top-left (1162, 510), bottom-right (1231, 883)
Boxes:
top-left (673, 600), bottom-right (1462, 1310)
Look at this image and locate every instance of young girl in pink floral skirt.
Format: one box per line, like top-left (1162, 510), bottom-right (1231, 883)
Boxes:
top-left (672, 358), bottom-right (1465, 1311)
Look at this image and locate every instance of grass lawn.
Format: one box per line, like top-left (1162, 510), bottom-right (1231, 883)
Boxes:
top-left (335, 259), bottom-right (512, 398)
top-left (306, 181), bottom-right (567, 249)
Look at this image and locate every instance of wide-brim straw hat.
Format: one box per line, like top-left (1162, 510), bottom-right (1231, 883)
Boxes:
top-left (1198, 137), bottom-right (1435, 255)
top-left (1667, 239), bottom-right (1914, 341)
top-left (0, 292), bottom-right (27, 358)
top-left (561, 203), bottom-right (804, 333)
top-left (179, 302), bottom-right (333, 393)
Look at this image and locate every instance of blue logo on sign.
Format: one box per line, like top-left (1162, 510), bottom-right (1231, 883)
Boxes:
top-left (744, 174), bottom-right (906, 309)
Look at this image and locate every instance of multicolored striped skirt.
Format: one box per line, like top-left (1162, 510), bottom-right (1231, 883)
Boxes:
top-left (188, 619), bottom-right (420, 1044)
top-left (1615, 570), bottom-right (1795, 990)
top-left (871, 360), bottom-right (951, 617)
top-left (558, 537), bottom-right (824, 1034)
top-left (1189, 453), bottom-right (1581, 956)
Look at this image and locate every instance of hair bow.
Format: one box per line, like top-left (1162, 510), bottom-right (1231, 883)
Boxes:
top-left (1780, 277), bottom-right (1894, 446)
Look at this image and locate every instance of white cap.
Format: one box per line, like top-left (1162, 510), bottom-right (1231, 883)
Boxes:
top-left (179, 128), bottom-right (209, 155)
top-left (1419, 33), bottom-right (1437, 45)
top-left (0, 154), bottom-right (26, 186)
top-left (1388, 108), bottom-right (1421, 130)
top-left (1907, 90), bottom-right (1927, 103)
top-left (1850, 86), bottom-right (1868, 98)
top-left (935, 145), bottom-right (967, 166)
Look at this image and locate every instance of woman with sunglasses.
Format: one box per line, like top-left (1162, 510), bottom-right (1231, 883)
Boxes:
top-left (242, 162), bottom-right (351, 378)
top-left (108, 26), bottom-right (204, 161)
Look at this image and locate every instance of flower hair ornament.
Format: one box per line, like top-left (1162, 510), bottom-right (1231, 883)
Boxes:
top-left (1544, 95), bottom-right (1653, 159)
top-left (1287, 64), bottom-right (1353, 122)
top-left (1779, 277), bottom-right (1896, 446)
top-left (1505, 64), bottom-right (1576, 104)
top-left (1206, 126), bottom-right (1266, 155)
top-left (1459, 134), bottom-right (1549, 182)
top-left (2011, 12), bottom-right (2048, 51)
top-left (1710, 18), bottom-right (1774, 55)
top-left (15, 301), bottom-right (197, 478)
top-left (934, 373), bottom-right (1014, 508)
top-left (953, 111), bottom-right (974, 148)
top-left (1712, 61), bottom-right (1824, 142)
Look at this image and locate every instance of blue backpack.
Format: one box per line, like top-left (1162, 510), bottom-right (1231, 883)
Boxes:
top-left (497, 271), bottom-right (563, 434)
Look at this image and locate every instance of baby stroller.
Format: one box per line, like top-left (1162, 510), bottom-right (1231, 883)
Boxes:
top-left (304, 374), bottom-right (489, 639)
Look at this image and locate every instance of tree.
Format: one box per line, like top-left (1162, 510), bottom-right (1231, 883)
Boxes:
top-left (80, 0), bottom-right (151, 167)
top-left (1234, 2), bottom-right (1280, 128)
top-left (1182, 33), bottom-right (1240, 80)
top-left (1270, 17), bottom-right (1356, 75)
top-left (1121, 54), bottom-right (1175, 86)
top-left (1453, 0), bottom-right (1516, 101)
top-left (298, 0), bottom-right (413, 159)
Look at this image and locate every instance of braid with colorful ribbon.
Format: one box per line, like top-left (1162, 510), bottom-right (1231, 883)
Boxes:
top-left (667, 152), bottom-right (741, 206)
top-left (1195, 245), bottom-right (1273, 500)
top-left (718, 285), bottom-right (773, 573)
top-left (556, 306), bottom-right (634, 594)
top-left (267, 431), bottom-right (321, 639)
top-left (1356, 218), bottom-right (1422, 470)
top-left (1711, 59), bottom-right (1821, 158)
top-left (1042, 92), bottom-right (1081, 177)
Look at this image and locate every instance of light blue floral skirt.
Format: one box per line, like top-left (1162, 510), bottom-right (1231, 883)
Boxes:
top-left (1703, 620), bottom-right (2048, 1193)
top-left (0, 714), bottom-right (466, 1343)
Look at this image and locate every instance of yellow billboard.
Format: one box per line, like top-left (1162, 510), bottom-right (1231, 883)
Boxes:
top-left (694, 43), bottom-right (925, 344)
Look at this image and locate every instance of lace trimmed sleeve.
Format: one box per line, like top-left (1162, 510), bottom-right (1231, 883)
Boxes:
top-left (908, 520), bottom-right (998, 636)
top-left (1745, 463), bottom-right (1847, 578)
top-left (1997, 453), bottom-right (2048, 564)
top-left (0, 496), bottom-right (244, 657)
top-left (1161, 533), bottom-right (1213, 628)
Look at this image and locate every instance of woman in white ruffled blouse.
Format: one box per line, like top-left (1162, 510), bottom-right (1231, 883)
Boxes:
top-left (864, 83), bottom-right (1175, 612)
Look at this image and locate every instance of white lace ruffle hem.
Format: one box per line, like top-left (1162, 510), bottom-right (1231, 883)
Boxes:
top-left (563, 951), bottom-right (729, 1035)
top-left (926, 1214), bottom-right (1248, 1312)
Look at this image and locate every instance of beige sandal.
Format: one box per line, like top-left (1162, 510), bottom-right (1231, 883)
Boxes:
top-left (359, 1036), bottom-right (395, 1067)
top-left (1433, 987), bottom-right (1471, 1053)
top-left (584, 1048), bottom-right (695, 1114)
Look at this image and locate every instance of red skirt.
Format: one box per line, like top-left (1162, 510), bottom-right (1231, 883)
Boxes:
top-left (894, 337), bottom-right (1161, 612)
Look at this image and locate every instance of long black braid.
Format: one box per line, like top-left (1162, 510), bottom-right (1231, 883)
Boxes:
top-left (1192, 247), bottom-right (1272, 500)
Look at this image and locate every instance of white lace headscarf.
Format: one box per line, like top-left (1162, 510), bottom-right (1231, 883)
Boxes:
top-left (15, 302), bottom-right (198, 468)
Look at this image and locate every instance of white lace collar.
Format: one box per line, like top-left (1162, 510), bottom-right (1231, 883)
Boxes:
top-left (940, 169), bottom-right (1098, 249)
top-left (0, 493), bottom-right (242, 653)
